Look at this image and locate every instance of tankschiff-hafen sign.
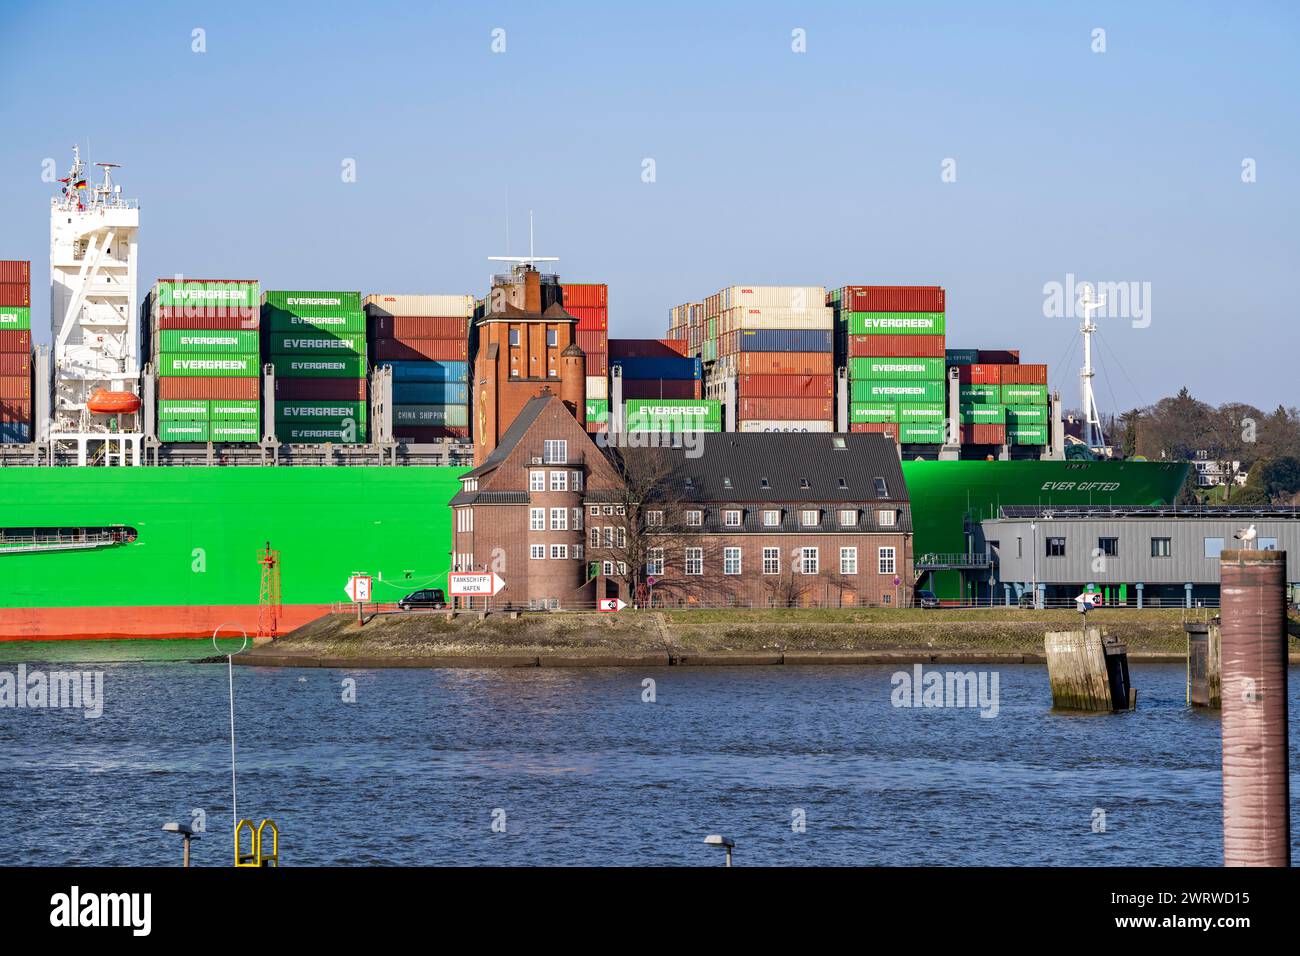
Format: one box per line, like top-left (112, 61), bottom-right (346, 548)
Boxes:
top-left (448, 572), bottom-right (505, 597)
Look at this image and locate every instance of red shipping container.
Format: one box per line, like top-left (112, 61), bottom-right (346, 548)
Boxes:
top-left (561, 283), bottom-right (608, 309)
top-left (0, 331), bottom-right (32, 354)
top-left (0, 261), bottom-right (31, 284)
top-left (0, 375), bottom-right (32, 398)
top-left (734, 352), bottom-right (834, 376)
top-left (620, 379), bottom-right (700, 400)
top-left (576, 330), bottom-right (608, 354)
top-left (609, 338), bottom-right (690, 360)
top-left (850, 422), bottom-right (900, 440)
top-left (0, 283), bottom-right (30, 307)
top-left (274, 377), bottom-right (367, 401)
top-left (838, 286), bottom-right (945, 313)
top-left (846, 333), bottom-right (945, 358)
top-left (738, 374), bottom-right (834, 398)
top-left (372, 316), bottom-right (468, 340)
top-left (373, 338), bottom-right (467, 361)
top-left (960, 424), bottom-right (1007, 445)
top-left (0, 353), bottom-right (31, 376)
top-left (958, 364), bottom-right (1002, 385)
top-left (739, 397), bottom-right (833, 421)
top-left (568, 305), bottom-right (608, 331)
top-left (159, 377), bottom-right (260, 400)
top-left (585, 351), bottom-right (608, 376)
top-left (977, 349), bottom-right (1019, 364)
top-left (1000, 364), bottom-right (1047, 385)
top-left (154, 314), bottom-right (258, 332)
top-left (395, 426), bottom-right (470, 442)
top-left (0, 401), bottom-right (32, 423)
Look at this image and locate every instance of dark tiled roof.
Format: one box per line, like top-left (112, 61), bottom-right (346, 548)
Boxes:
top-left (451, 490), bottom-right (530, 505)
top-left (628, 432), bottom-right (907, 503)
top-left (459, 396), bottom-right (551, 480)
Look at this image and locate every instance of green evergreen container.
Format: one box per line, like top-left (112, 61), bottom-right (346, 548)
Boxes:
top-left (264, 307), bottom-right (366, 333)
top-left (0, 306), bottom-right (31, 330)
top-left (959, 383), bottom-right (1001, 404)
top-left (156, 280), bottom-right (260, 310)
top-left (585, 399), bottom-right (609, 423)
top-left (848, 403), bottom-right (898, 423)
top-left (845, 312), bottom-right (945, 335)
top-left (1009, 424), bottom-right (1049, 445)
top-left (850, 379), bottom-right (945, 403)
top-left (1006, 404), bottom-right (1049, 424)
top-left (849, 357), bottom-right (944, 380)
top-left (900, 423), bottom-right (945, 444)
top-left (270, 355), bottom-right (365, 378)
top-left (158, 400), bottom-right (209, 421)
top-left (157, 330), bottom-right (259, 354)
top-left (209, 422), bottom-right (261, 443)
top-left (959, 404), bottom-right (1007, 425)
top-left (275, 401), bottom-right (366, 422)
top-left (269, 332), bottom-right (366, 355)
top-left (897, 402), bottom-right (947, 423)
top-left (209, 400), bottom-right (261, 421)
top-left (276, 423), bottom-right (368, 443)
top-left (1001, 383), bottom-right (1049, 404)
top-left (262, 291), bottom-right (362, 315)
top-left (159, 420), bottom-right (209, 442)
top-left (157, 354), bottom-right (260, 377)
top-left (623, 400), bottom-right (722, 427)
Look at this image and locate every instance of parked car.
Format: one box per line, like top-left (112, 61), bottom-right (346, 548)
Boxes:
top-left (397, 588), bottom-right (447, 610)
top-left (916, 590), bottom-right (940, 609)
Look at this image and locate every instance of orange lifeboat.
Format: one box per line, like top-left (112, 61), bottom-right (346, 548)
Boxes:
top-left (87, 389), bottom-right (142, 415)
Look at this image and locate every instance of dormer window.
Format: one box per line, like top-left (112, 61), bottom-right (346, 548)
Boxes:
top-left (723, 477), bottom-right (733, 489)
top-left (837, 477), bottom-right (847, 489)
top-left (799, 478), bottom-right (810, 490)
top-left (874, 477), bottom-right (889, 498)
top-left (760, 477), bottom-right (770, 489)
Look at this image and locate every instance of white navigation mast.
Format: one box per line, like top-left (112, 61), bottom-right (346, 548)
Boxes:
top-left (50, 145), bottom-right (142, 464)
top-left (488, 210), bottom-right (558, 271)
top-left (1077, 282), bottom-right (1106, 451)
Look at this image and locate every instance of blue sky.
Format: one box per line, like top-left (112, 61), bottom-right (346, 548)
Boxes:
top-left (1, 1), bottom-right (1296, 410)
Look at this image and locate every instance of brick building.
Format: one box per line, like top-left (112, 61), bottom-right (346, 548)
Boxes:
top-left (451, 396), bottom-right (914, 609)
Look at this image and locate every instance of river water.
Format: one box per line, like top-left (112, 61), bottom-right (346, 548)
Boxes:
top-left (1, 644), bottom-right (1295, 866)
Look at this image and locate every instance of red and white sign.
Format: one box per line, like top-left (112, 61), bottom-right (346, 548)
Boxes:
top-left (449, 571), bottom-right (506, 597)
top-left (598, 598), bottom-right (627, 612)
top-left (1075, 591), bottom-right (1103, 608)
top-left (345, 575), bottom-right (372, 602)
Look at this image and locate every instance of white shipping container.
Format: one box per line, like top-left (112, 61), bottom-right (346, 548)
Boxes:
top-left (720, 306), bottom-right (833, 333)
top-left (586, 375), bottom-right (608, 399)
top-left (737, 419), bottom-right (834, 433)
top-left (717, 286), bottom-right (825, 312)
top-left (363, 293), bottom-right (475, 318)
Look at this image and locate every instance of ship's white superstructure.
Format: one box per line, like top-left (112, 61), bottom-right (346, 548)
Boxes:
top-left (49, 145), bottom-right (143, 463)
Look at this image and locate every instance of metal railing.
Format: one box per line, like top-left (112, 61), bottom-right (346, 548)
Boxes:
top-left (914, 551), bottom-right (994, 569)
top-left (0, 530), bottom-right (130, 554)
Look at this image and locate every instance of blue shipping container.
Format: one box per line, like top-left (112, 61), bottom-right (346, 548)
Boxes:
top-left (0, 422), bottom-right (31, 443)
top-left (736, 329), bottom-right (832, 353)
top-left (610, 356), bottom-right (701, 380)
top-left (393, 381), bottom-right (469, 405)
top-left (944, 349), bottom-right (979, 366)
top-left (380, 360), bottom-right (469, 382)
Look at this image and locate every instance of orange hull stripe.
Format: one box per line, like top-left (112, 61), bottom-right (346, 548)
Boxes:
top-left (0, 604), bottom-right (333, 641)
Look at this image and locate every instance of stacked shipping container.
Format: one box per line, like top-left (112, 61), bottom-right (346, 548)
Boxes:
top-left (832, 286), bottom-right (946, 443)
top-left (151, 279), bottom-right (261, 443)
top-left (563, 283), bottom-right (608, 434)
top-left (609, 339), bottom-right (701, 400)
top-left (365, 294), bottom-right (472, 442)
top-left (946, 349), bottom-right (1050, 447)
top-left (707, 286), bottom-right (834, 432)
top-left (264, 290), bottom-right (367, 443)
top-left (0, 261), bottom-right (31, 443)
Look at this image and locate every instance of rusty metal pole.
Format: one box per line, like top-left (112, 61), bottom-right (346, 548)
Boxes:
top-left (1219, 549), bottom-right (1290, 867)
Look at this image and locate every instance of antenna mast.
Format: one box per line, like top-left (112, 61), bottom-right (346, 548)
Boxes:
top-left (1078, 283), bottom-right (1106, 451)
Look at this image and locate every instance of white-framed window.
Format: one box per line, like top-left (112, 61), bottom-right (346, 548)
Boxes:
top-left (763, 547), bottom-right (780, 574)
top-left (589, 526), bottom-right (600, 549)
top-left (550, 471), bottom-right (568, 491)
top-left (878, 547), bottom-right (896, 575)
top-left (763, 510), bottom-right (780, 527)
top-left (603, 505), bottom-right (614, 515)
top-left (574, 544), bottom-right (584, 560)
top-left (602, 561), bottom-right (614, 575)
top-left (685, 548), bottom-right (703, 575)
top-left (547, 329), bottom-right (559, 347)
top-left (800, 509), bottom-right (820, 527)
top-left (686, 510), bottom-right (703, 527)
top-left (616, 561), bottom-right (627, 575)
top-left (602, 527), bottom-right (614, 548)
top-left (550, 544), bottom-right (568, 560)
top-left (614, 526), bottom-right (626, 548)
top-left (509, 329), bottom-right (521, 347)
top-left (572, 508), bottom-right (583, 530)
top-left (456, 508), bottom-right (473, 533)
top-left (800, 547), bottom-right (819, 574)
top-left (529, 508), bottom-right (545, 531)
top-left (543, 439), bottom-right (567, 464)
top-left (724, 510), bottom-right (742, 527)
top-left (529, 470), bottom-right (545, 492)
top-left (840, 547), bottom-right (858, 575)
top-left (839, 509), bottom-right (857, 527)
top-left (877, 509), bottom-right (896, 527)
top-left (572, 471), bottom-right (584, 491)
top-left (530, 544), bottom-right (545, 560)
top-left (550, 508), bottom-right (567, 531)
top-left (724, 547), bottom-right (742, 575)
top-left (615, 505), bottom-right (626, 516)
top-left (589, 505), bottom-right (600, 516)
top-left (647, 510), bottom-right (664, 527)
top-left (647, 548), bottom-right (664, 576)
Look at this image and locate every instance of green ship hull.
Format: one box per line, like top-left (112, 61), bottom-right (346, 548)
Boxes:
top-left (902, 459), bottom-right (1190, 603)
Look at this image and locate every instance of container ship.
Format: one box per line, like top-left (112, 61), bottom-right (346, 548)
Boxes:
top-left (0, 149), bottom-right (1189, 637)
